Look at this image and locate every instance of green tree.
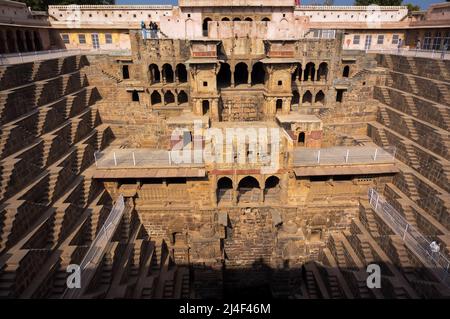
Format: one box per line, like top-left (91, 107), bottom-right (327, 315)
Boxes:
top-left (405, 3), bottom-right (420, 12)
top-left (354, 0), bottom-right (403, 5)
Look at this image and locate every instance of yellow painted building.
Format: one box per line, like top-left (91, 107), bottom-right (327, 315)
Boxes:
top-left (57, 29), bottom-right (131, 51)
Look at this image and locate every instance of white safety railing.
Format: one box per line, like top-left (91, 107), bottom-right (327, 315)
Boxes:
top-left (94, 148), bottom-right (206, 168)
top-left (0, 48), bottom-right (131, 65)
top-left (362, 48), bottom-right (450, 61)
top-left (293, 146), bottom-right (396, 166)
top-left (368, 188), bottom-right (450, 287)
top-left (62, 195), bottom-right (126, 299)
top-left (94, 148), bottom-right (276, 168)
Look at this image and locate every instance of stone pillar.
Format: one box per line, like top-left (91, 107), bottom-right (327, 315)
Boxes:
top-left (174, 92), bottom-right (179, 106)
top-left (161, 70), bottom-right (165, 84)
top-left (247, 69), bottom-right (251, 87)
top-left (231, 69), bottom-right (235, 88)
top-left (22, 31), bottom-right (29, 52)
top-left (29, 31), bottom-right (36, 52)
top-left (11, 30), bottom-right (19, 53)
top-left (280, 174), bottom-right (289, 203)
top-left (260, 187), bottom-right (264, 204)
top-left (211, 98), bottom-right (219, 121)
top-left (193, 98), bottom-right (201, 115)
top-left (162, 90), bottom-right (166, 106)
top-left (211, 175), bottom-right (218, 207)
top-left (0, 30), bottom-right (7, 54)
top-left (282, 97), bottom-right (291, 114)
top-left (233, 175), bottom-right (238, 205)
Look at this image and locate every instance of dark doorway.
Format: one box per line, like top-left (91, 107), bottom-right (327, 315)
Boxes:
top-left (251, 62), bottom-right (265, 85)
top-left (302, 91), bottom-right (312, 105)
top-left (202, 100), bottom-right (210, 115)
top-left (131, 90), bottom-right (139, 102)
top-left (298, 132), bottom-right (305, 145)
top-left (151, 91), bottom-right (161, 105)
top-left (164, 91), bottom-right (175, 104)
top-left (203, 18), bottom-right (212, 36)
top-left (317, 62), bottom-right (328, 81)
top-left (336, 89), bottom-right (345, 103)
top-left (292, 91), bottom-right (300, 106)
top-left (122, 65), bottom-right (130, 79)
top-left (343, 65), bottom-right (350, 78)
top-left (217, 62), bottom-right (231, 87)
top-left (234, 62), bottom-right (248, 86)
top-left (178, 90), bottom-right (188, 104)
top-left (315, 90), bottom-right (325, 105)
top-left (304, 62), bottom-right (315, 81)
top-left (176, 63), bottom-right (187, 83)
top-left (149, 64), bottom-right (160, 84)
top-left (162, 64), bottom-right (174, 83)
top-left (276, 99), bottom-right (283, 112)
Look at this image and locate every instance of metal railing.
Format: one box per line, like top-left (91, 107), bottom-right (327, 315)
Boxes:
top-left (94, 148), bottom-right (205, 168)
top-left (94, 148), bottom-right (279, 168)
top-left (368, 188), bottom-right (450, 287)
top-left (362, 48), bottom-right (450, 60)
top-left (62, 195), bottom-right (126, 299)
top-left (0, 48), bottom-right (131, 65)
top-left (293, 146), bottom-right (396, 166)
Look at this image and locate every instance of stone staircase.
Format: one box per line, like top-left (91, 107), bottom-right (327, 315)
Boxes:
top-left (403, 172), bottom-right (420, 201)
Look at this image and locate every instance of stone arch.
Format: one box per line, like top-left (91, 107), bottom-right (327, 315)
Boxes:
top-left (221, 17), bottom-right (230, 21)
top-left (178, 90), bottom-right (188, 105)
top-left (176, 63), bottom-right (187, 83)
top-left (232, 17), bottom-right (241, 21)
top-left (217, 176), bottom-right (233, 203)
top-left (251, 62), bottom-right (265, 85)
top-left (164, 90), bottom-right (175, 104)
top-left (302, 91), bottom-right (312, 105)
top-left (292, 63), bottom-right (302, 82)
top-left (343, 65), bottom-right (350, 77)
top-left (217, 62), bottom-right (231, 87)
top-left (202, 17), bottom-right (212, 36)
top-left (317, 62), bottom-right (328, 81)
top-left (262, 17), bottom-right (271, 22)
top-left (238, 176), bottom-right (260, 189)
top-left (149, 64), bottom-right (160, 84)
top-left (234, 62), bottom-right (248, 86)
top-left (315, 90), bottom-right (325, 105)
top-left (244, 17), bottom-right (253, 21)
top-left (265, 175), bottom-right (280, 189)
top-left (304, 62), bottom-right (316, 81)
top-left (298, 132), bottom-right (306, 145)
top-left (151, 91), bottom-right (161, 105)
top-left (218, 176), bottom-right (233, 189)
top-left (238, 176), bottom-right (261, 202)
top-left (162, 63), bottom-right (174, 83)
